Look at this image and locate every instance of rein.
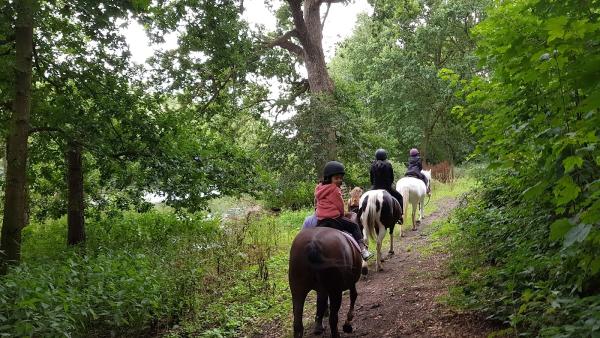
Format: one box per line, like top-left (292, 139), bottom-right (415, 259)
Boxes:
top-left (424, 194), bottom-right (431, 208)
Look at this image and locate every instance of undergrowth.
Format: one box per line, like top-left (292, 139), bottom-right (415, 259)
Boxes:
top-left (0, 206), bottom-right (310, 337)
top-left (433, 169), bottom-right (600, 337)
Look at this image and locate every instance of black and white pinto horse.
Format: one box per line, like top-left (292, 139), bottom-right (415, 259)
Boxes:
top-left (357, 190), bottom-right (402, 272)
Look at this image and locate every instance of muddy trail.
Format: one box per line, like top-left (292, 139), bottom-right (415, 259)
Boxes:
top-left (256, 197), bottom-right (502, 338)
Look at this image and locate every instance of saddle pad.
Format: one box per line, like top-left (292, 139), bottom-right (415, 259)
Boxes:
top-left (302, 214), bottom-right (318, 229)
top-left (339, 230), bottom-right (361, 253)
top-left (302, 216), bottom-right (360, 253)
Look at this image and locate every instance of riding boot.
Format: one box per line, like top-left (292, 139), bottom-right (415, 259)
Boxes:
top-left (359, 240), bottom-right (373, 260)
top-left (424, 178), bottom-right (431, 196)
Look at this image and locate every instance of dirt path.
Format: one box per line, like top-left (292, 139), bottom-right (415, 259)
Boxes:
top-left (256, 197), bottom-right (502, 338)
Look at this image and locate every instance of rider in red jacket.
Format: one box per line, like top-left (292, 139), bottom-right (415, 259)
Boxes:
top-left (315, 161), bottom-right (373, 260)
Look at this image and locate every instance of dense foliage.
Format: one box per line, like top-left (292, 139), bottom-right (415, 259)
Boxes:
top-left (329, 0), bottom-right (487, 163)
top-left (0, 206), bottom-right (305, 337)
top-left (436, 0), bottom-right (600, 336)
top-left (1, 0), bottom-right (598, 336)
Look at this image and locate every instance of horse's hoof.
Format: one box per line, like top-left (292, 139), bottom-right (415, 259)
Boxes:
top-left (361, 266), bottom-right (369, 275)
top-left (388, 250), bottom-right (395, 255)
top-left (313, 325), bottom-right (324, 335)
top-left (378, 266), bottom-right (384, 272)
top-left (343, 324), bottom-right (353, 333)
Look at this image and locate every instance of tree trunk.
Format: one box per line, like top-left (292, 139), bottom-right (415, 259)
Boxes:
top-left (66, 141), bottom-right (85, 246)
top-left (302, 1), bottom-right (334, 95)
top-left (270, 0), bottom-right (339, 176)
top-left (304, 1), bottom-right (336, 174)
top-left (289, 0), bottom-right (337, 176)
top-left (0, 0), bottom-right (34, 274)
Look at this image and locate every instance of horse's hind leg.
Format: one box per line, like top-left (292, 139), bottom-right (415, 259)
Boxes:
top-left (292, 288), bottom-right (309, 338)
top-left (412, 203), bottom-right (418, 230)
top-left (388, 226), bottom-right (395, 256)
top-left (376, 224), bottom-right (386, 271)
top-left (343, 285), bottom-right (358, 333)
top-left (328, 291), bottom-right (343, 338)
top-left (314, 290), bottom-right (328, 334)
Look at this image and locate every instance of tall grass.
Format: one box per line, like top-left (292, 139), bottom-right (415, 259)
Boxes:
top-left (0, 206), bottom-right (311, 337)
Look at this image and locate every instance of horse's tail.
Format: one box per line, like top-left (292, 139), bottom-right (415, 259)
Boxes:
top-left (365, 192), bottom-right (379, 242)
top-left (399, 182), bottom-right (410, 225)
top-left (306, 241), bottom-right (323, 265)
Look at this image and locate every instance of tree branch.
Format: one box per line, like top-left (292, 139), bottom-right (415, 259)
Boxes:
top-left (195, 67), bottom-right (237, 116)
top-left (286, 0), bottom-right (309, 46)
top-left (321, 3), bottom-right (331, 29)
top-left (29, 126), bottom-right (64, 134)
top-left (266, 29), bottom-right (305, 60)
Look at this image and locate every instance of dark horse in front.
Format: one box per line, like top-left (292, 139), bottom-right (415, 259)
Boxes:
top-left (289, 226), bottom-right (364, 337)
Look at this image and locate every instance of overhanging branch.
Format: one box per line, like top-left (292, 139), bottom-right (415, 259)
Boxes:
top-left (29, 126), bottom-right (64, 134)
top-left (321, 3), bottom-right (331, 29)
top-left (266, 29), bottom-right (305, 60)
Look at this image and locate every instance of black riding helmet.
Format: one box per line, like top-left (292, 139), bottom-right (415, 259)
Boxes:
top-left (375, 148), bottom-right (388, 161)
top-left (323, 161), bottom-right (345, 179)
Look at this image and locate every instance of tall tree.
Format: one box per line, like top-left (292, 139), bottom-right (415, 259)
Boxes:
top-left (66, 141), bottom-right (84, 245)
top-left (0, 0), bottom-right (35, 273)
top-left (329, 0), bottom-right (486, 163)
top-left (267, 0), bottom-right (348, 175)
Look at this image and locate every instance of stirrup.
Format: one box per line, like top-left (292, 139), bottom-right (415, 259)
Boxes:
top-left (361, 250), bottom-right (374, 260)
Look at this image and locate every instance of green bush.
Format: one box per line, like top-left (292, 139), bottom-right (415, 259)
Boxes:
top-left (440, 169), bottom-right (600, 336)
top-left (0, 251), bottom-right (170, 337)
top-left (262, 180), bottom-right (314, 210)
top-left (0, 206), bottom-right (304, 337)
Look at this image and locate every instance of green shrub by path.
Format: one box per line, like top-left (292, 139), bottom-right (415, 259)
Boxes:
top-left (433, 169), bottom-right (600, 337)
top-left (0, 206), bottom-right (312, 337)
top-left (0, 251), bottom-right (172, 337)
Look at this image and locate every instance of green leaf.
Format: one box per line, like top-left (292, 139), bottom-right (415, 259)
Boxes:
top-left (523, 181), bottom-right (546, 200)
top-left (563, 156), bottom-right (584, 173)
top-left (563, 224), bottom-right (592, 248)
top-left (546, 16), bottom-right (568, 43)
top-left (591, 257), bottom-right (600, 275)
top-left (131, 0), bottom-right (151, 11)
top-left (581, 199), bottom-right (600, 224)
top-left (550, 218), bottom-right (573, 241)
top-left (554, 175), bottom-right (581, 206)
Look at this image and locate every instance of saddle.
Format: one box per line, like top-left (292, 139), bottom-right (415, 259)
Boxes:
top-left (405, 171), bottom-right (422, 179)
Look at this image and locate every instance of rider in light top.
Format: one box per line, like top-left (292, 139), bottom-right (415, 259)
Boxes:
top-left (347, 186), bottom-right (363, 214)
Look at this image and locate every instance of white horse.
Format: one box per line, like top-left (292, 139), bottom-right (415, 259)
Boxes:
top-left (396, 170), bottom-right (432, 234)
top-left (357, 190), bottom-right (402, 272)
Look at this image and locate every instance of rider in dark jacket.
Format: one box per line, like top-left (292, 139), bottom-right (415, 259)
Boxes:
top-left (370, 149), bottom-right (404, 215)
top-left (405, 148), bottom-right (430, 194)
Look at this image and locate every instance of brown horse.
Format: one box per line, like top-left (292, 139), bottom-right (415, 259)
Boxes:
top-left (289, 226), bottom-right (363, 338)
